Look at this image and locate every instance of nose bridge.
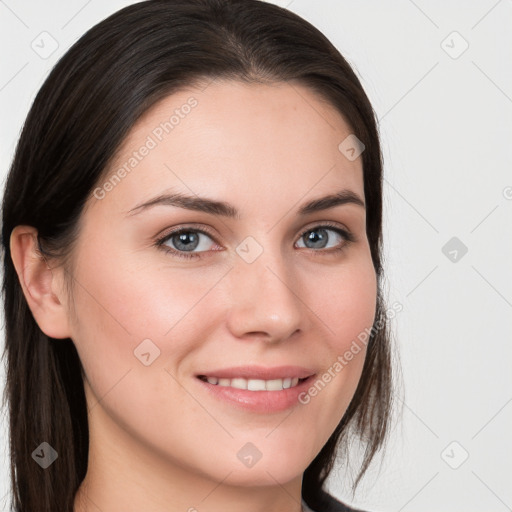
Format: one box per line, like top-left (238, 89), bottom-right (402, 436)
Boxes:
top-left (226, 236), bottom-right (304, 341)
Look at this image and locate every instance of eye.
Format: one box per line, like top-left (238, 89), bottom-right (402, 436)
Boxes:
top-left (156, 227), bottom-right (219, 260)
top-left (296, 223), bottom-right (355, 254)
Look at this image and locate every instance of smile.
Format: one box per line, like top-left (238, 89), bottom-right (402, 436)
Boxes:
top-left (197, 375), bottom-right (307, 391)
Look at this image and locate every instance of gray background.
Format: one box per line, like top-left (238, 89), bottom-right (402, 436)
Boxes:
top-left (1, 1), bottom-right (511, 511)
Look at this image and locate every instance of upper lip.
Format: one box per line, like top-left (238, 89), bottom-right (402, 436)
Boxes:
top-left (196, 365), bottom-right (316, 380)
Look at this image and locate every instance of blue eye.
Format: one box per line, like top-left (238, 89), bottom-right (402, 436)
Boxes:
top-left (157, 228), bottom-right (218, 260)
top-left (296, 225), bottom-right (354, 251)
top-left (156, 223), bottom-right (354, 260)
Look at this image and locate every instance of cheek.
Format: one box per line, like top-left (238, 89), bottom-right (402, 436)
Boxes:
top-left (69, 241), bottom-right (212, 339)
top-left (296, 256), bottom-right (377, 437)
top-left (66, 244), bottom-right (230, 393)
top-left (316, 257), bottom-right (378, 350)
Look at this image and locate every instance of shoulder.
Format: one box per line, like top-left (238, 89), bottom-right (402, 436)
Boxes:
top-left (303, 489), bottom-right (370, 512)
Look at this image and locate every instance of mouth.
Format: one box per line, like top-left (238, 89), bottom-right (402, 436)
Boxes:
top-left (194, 371), bottom-right (317, 413)
top-left (196, 375), bottom-right (311, 391)
top-left (193, 365), bottom-right (317, 412)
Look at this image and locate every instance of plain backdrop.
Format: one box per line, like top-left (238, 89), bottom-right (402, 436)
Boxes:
top-left (1, 1), bottom-right (511, 511)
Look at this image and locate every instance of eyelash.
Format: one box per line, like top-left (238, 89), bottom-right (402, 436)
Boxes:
top-left (155, 222), bottom-right (356, 260)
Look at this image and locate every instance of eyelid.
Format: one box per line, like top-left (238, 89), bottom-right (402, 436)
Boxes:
top-left (298, 220), bottom-right (351, 237)
top-left (155, 223), bottom-right (218, 241)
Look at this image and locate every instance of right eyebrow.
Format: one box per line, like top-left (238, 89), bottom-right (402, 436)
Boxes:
top-left (126, 191), bottom-right (240, 219)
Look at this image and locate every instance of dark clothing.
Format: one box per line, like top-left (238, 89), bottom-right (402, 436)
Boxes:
top-left (302, 489), bottom-right (367, 512)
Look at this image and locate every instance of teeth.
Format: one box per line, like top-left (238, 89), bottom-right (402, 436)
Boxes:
top-left (203, 376), bottom-right (302, 391)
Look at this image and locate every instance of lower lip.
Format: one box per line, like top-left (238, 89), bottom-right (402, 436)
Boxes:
top-left (195, 375), bottom-right (316, 413)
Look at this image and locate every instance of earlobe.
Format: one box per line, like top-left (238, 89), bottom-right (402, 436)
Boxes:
top-left (9, 225), bottom-right (72, 339)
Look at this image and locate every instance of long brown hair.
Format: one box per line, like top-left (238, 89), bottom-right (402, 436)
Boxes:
top-left (1, 1), bottom-right (394, 511)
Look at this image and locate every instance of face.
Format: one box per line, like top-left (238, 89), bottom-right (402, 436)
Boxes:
top-left (65, 79), bottom-right (377, 489)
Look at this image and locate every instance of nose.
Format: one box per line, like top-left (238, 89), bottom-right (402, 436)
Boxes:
top-left (225, 246), bottom-right (306, 344)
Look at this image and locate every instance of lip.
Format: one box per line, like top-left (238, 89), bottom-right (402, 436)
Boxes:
top-left (194, 365), bottom-right (317, 413)
top-left (195, 365), bottom-right (316, 380)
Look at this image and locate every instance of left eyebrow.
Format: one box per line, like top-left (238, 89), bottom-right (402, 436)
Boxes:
top-left (126, 188), bottom-right (365, 218)
top-left (298, 189), bottom-right (365, 215)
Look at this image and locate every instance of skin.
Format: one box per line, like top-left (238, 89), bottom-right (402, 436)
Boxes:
top-left (11, 79), bottom-right (377, 512)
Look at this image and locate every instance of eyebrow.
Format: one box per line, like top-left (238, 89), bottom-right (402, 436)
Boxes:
top-left (126, 189), bottom-right (365, 219)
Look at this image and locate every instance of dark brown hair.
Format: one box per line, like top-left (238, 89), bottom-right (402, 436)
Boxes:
top-left (1, 1), bottom-right (394, 511)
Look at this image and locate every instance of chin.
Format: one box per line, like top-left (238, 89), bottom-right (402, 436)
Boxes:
top-left (204, 443), bottom-right (312, 487)
top-left (219, 463), bottom-right (305, 488)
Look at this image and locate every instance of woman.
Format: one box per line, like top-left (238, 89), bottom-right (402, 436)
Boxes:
top-left (1, 1), bottom-right (394, 511)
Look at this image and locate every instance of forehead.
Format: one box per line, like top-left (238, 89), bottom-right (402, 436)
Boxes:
top-left (96, 79), bottom-right (364, 215)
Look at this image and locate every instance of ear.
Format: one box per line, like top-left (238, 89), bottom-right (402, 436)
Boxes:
top-left (10, 225), bottom-right (72, 339)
